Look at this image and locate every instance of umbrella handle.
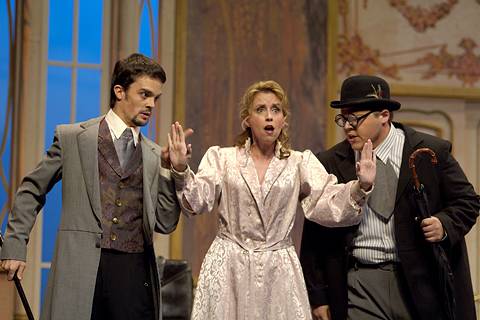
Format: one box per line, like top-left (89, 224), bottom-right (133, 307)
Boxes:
top-left (408, 148), bottom-right (438, 189)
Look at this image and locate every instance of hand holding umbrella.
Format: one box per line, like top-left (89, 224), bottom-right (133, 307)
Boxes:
top-left (409, 147), bottom-right (456, 320)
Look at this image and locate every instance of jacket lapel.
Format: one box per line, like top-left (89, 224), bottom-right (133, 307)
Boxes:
top-left (77, 117), bottom-right (103, 222)
top-left (237, 148), bottom-right (263, 213)
top-left (262, 156), bottom-right (288, 203)
top-left (141, 136), bottom-right (160, 237)
top-left (395, 124), bottom-right (423, 203)
top-left (335, 141), bottom-right (357, 181)
top-left (97, 120), bottom-right (123, 177)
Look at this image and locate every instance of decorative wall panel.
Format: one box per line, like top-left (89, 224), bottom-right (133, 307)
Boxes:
top-left (336, 0), bottom-right (480, 93)
top-left (179, 0), bottom-right (328, 277)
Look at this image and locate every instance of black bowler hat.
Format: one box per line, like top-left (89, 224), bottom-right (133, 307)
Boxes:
top-left (330, 75), bottom-right (401, 111)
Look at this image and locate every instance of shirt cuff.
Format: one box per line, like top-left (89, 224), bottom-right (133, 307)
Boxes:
top-left (441, 230), bottom-right (448, 241)
top-left (170, 164), bottom-right (190, 190)
top-left (350, 180), bottom-right (373, 207)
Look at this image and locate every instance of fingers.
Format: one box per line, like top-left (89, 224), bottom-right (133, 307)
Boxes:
top-left (171, 122), bottom-right (193, 144)
top-left (167, 132), bottom-right (173, 149)
top-left (312, 305), bottom-right (331, 320)
top-left (184, 128), bottom-right (194, 138)
top-left (176, 122), bottom-right (184, 142)
top-left (420, 217), bottom-right (444, 242)
top-left (361, 139), bottom-right (374, 160)
top-left (17, 263), bottom-right (26, 280)
top-left (2, 260), bottom-right (26, 281)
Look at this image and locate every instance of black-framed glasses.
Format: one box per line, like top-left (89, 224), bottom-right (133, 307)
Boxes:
top-left (334, 110), bottom-right (376, 128)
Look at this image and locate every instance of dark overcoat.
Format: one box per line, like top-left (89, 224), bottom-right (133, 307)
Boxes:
top-left (301, 123), bottom-right (479, 320)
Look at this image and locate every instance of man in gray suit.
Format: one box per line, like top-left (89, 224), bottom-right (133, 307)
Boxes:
top-left (1, 53), bottom-right (182, 320)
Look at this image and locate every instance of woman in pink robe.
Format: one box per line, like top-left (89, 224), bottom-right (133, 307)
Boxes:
top-left (168, 80), bottom-right (375, 320)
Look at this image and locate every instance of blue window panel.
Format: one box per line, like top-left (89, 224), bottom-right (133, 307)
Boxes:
top-left (76, 68), bottom-right (101, 122)
top-left (138, 0), bottom-right (159, 141)
top-left (40, 267), bottom-right (50, 308)
top-left (0, 124), bottom-right (11, 234)
top-left (0, 0), bottom-right (13, 234)
top-left (78, 0), bottom-right (103, 64)
top-left (1, 217), bottom-right (7, 234)
top-left (138, 0), bottom-right (159, 58)
top-left (42, 66), bottom-right (71, 262)
top-left (48, 0), bottom-right (73, 61)
top-left (45, 66), bottom-right (72, 143)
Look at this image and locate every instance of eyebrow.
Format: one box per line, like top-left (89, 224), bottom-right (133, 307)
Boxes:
top-left (139, 88), bottom-right (162, 98)
top-left (254, 103), bottom-right (281, 108)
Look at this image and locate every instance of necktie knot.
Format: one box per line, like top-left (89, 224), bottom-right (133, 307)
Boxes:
top-left (120, 128), bottom-right (134, 141)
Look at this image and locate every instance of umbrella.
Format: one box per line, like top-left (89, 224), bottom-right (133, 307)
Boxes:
top-left (0, 232), bottom-right (35, 320)
top-left (409, 148), bottom-right (455, 320)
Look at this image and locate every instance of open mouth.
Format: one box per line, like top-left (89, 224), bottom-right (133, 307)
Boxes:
top-left (264, 125), bottom-right (275, 133)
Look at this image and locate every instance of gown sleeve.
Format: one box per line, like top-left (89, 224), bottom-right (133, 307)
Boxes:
top-left (299, 150), bottom-right (368, 227)
top-left (171, 146), bottom-right (225, 216)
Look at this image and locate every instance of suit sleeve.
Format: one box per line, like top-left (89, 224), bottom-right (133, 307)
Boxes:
top-left (1, 128), bottom-right (63, 261)
top-left (299, 150), bottom-right (365, 227)
top-left (300, 150), bottom-right (347, 309)
top-left (300, 219), bottom-right (329, 307)
top-left (433, 141), bottom-right (480, 249)
top-left (154, 167), bottom-right (181, 234)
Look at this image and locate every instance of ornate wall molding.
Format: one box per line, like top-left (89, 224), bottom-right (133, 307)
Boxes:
top-left (389, 0), bottom-right (458, 33)
top-left (397, 108), bottom-right (453, 141)
top-left (335, 0), bottom-right (480, 93)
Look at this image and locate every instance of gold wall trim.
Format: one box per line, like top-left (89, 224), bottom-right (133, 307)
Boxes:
top-left (170, 0), bottom-right (188, 260)
top-left (399, 121), bottom-right (444, 138)
top-left (392, 84), bottom-right (480, 101)
top-left (326, 0), bottom-right (339, 149)
top-left (399, 108), bottom-right (454, 142)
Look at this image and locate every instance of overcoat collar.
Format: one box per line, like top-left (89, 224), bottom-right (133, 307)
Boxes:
top-left (77, 116), bottom-right (103, 222)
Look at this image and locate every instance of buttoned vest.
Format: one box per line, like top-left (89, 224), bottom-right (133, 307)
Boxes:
top-left (97, 119), bottom-right (145, 252)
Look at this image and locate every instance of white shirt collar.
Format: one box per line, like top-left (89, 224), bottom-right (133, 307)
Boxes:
top-left (105, 109), bottom-right (141, 146)
top-left (374, 123), bottom-right (398, 164)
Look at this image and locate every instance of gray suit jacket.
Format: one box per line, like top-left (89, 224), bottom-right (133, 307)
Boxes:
top-left (0, 116), bottom-right (181, 320)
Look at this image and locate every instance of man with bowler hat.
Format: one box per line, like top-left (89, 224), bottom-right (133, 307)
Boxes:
top-left (300, 75), bottom-right (479, 320)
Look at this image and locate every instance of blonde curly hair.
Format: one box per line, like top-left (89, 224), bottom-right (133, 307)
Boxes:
top-left (234, 80), bottom-right (291, 158)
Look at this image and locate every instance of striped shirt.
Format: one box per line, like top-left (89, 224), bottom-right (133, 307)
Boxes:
top-left (352, 123), bottom-right (405, 264)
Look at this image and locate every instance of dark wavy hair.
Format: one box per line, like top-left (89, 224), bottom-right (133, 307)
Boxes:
top-left (109, 53), bottom-right (166, 108)
top-left (234, 80), bottom-right (291, 158)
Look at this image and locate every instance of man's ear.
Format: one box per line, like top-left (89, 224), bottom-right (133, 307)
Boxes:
top-left (113, 85), bottom-right (125, 100)
top-left (380, 109), bottom-right (390, 123)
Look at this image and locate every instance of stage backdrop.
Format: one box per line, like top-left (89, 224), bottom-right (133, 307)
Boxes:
top-left (176, 0), bottom-right (328, 278)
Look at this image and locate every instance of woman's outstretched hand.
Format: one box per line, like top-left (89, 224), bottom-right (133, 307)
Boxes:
top-left (168, 121), bottom-right (193, 172)
top-left (355, 139), bottom-right (376, 191)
